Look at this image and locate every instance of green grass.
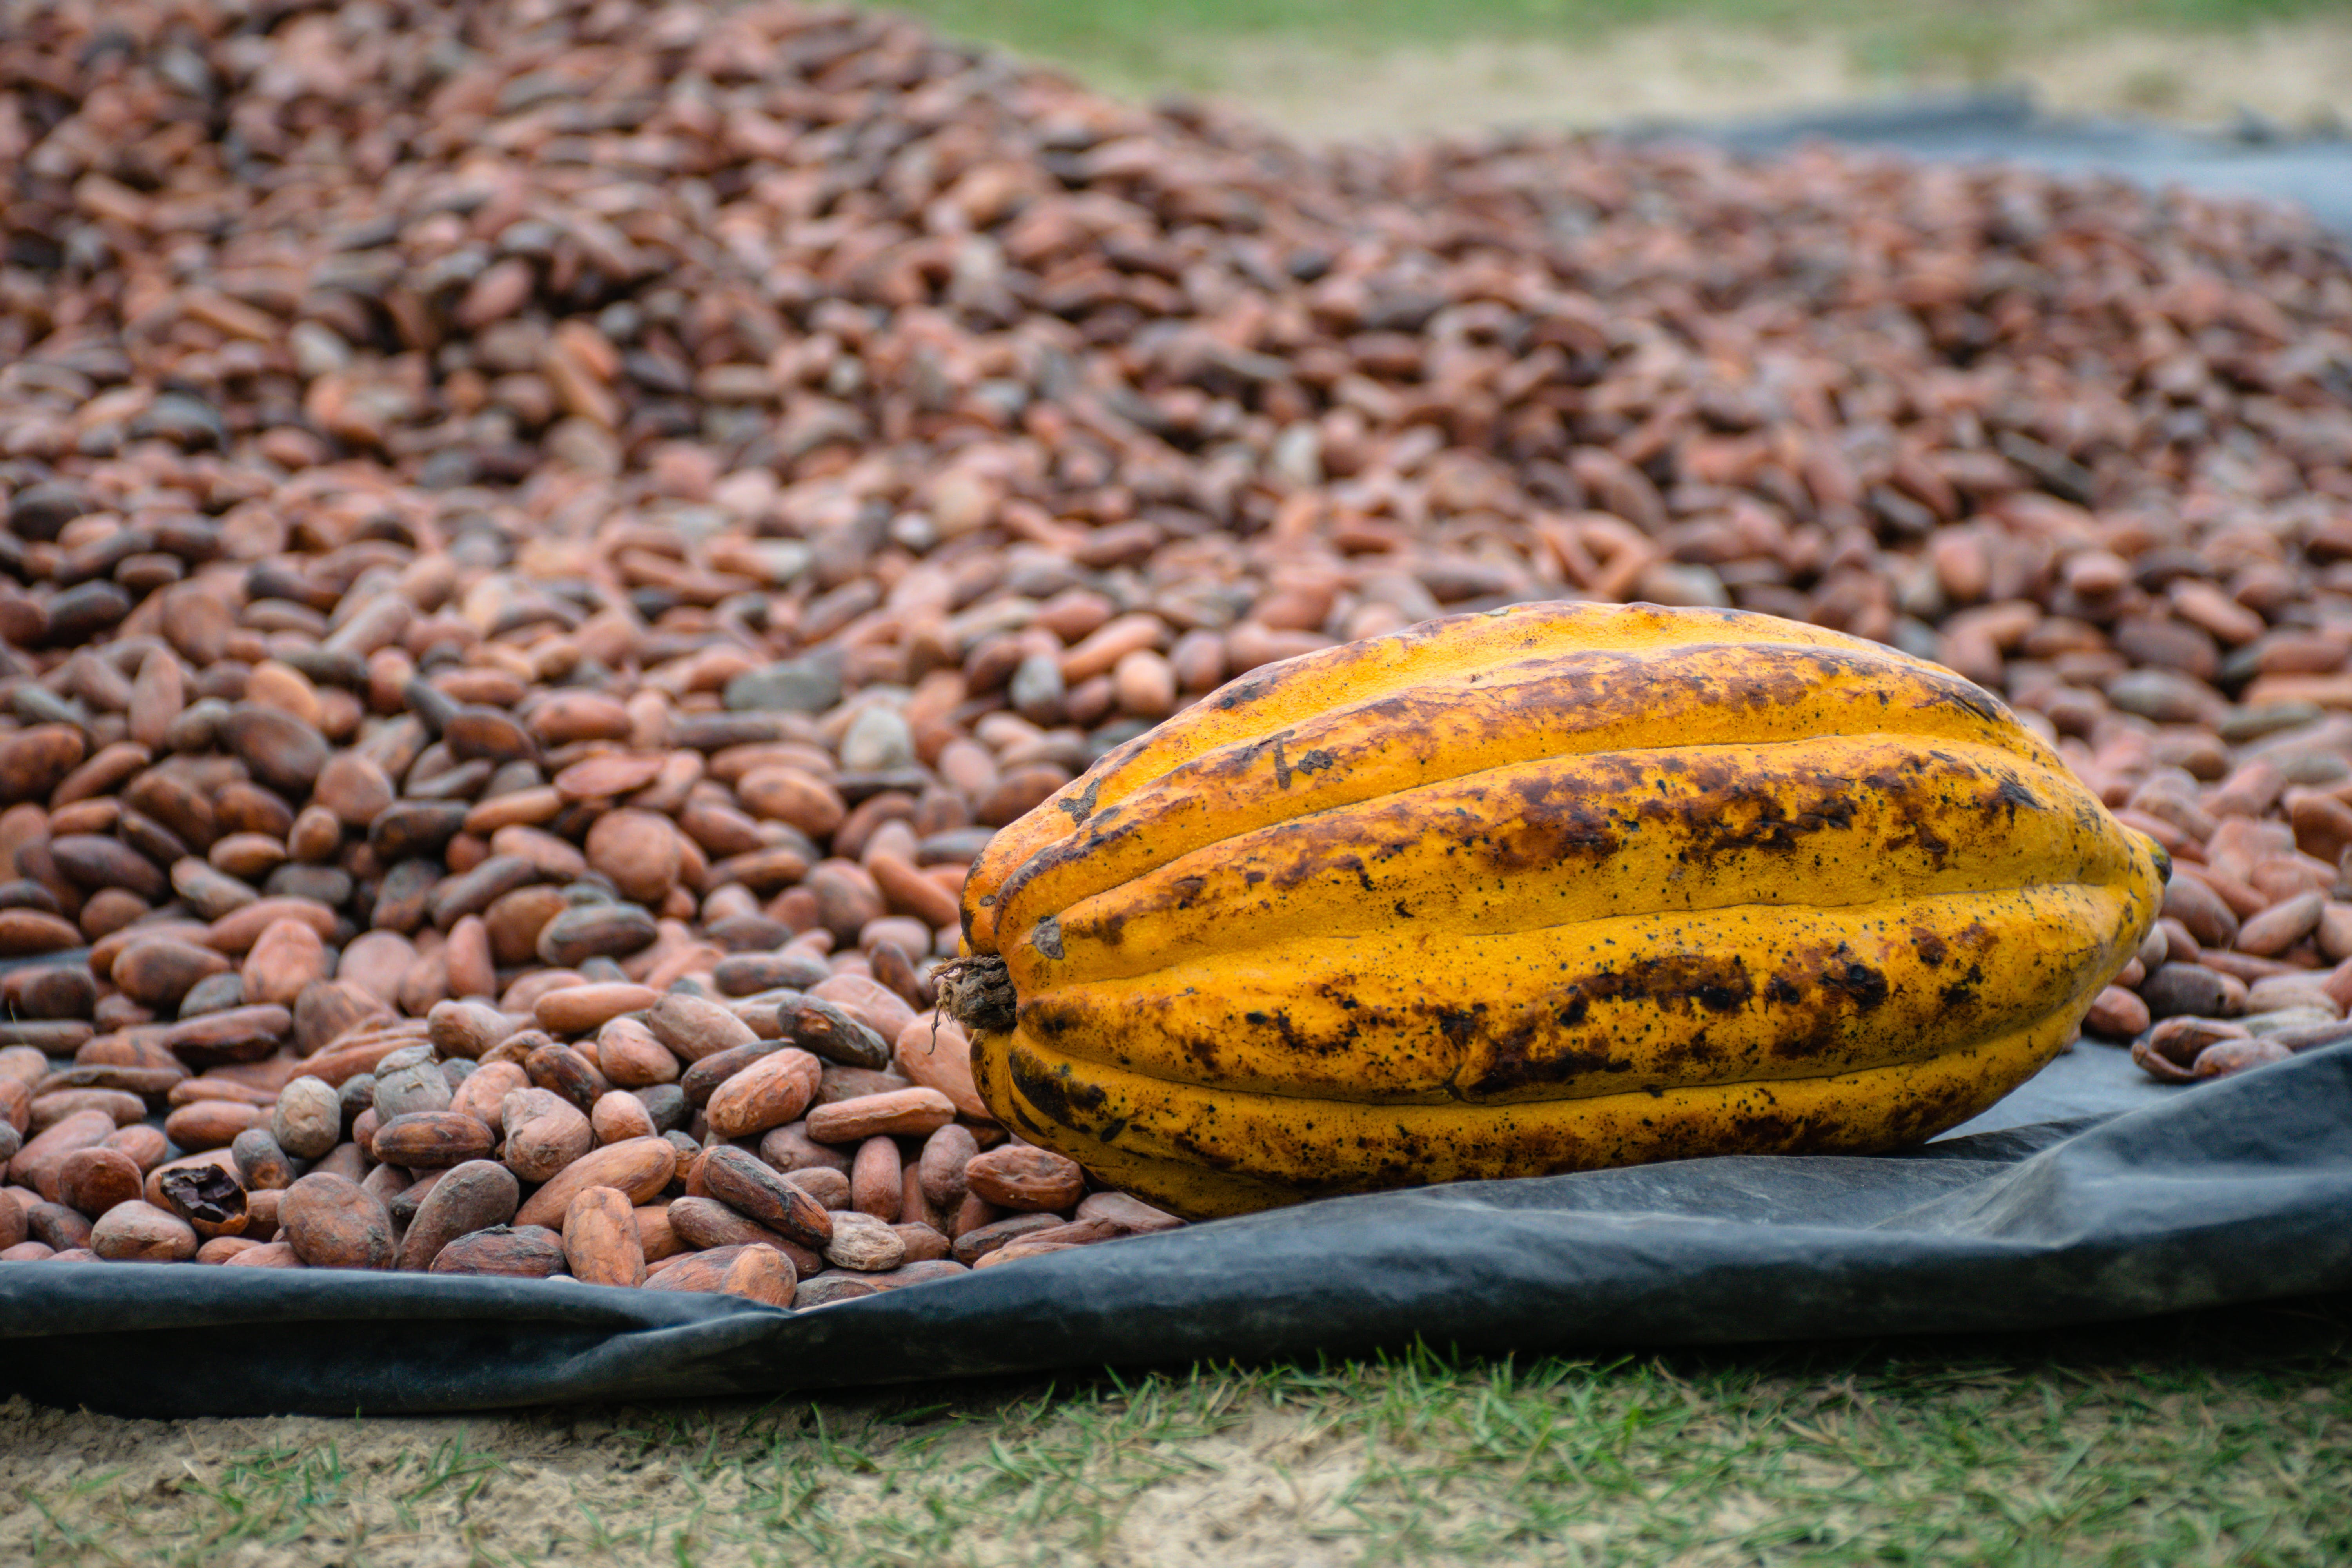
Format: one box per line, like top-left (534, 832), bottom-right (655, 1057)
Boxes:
top-left (869, 0), bottom-right (2352, 99)
top-left (5, 1292), bottom-right (2349, 1566)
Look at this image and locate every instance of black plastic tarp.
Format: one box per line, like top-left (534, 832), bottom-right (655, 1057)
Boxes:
top-left (1653, 90), bottom-right (2352, 236)
top-left (4, 1040), bottom-right (2347, 1418)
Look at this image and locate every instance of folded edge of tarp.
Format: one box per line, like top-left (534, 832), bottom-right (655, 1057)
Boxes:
top-left (2, 1044), bottom-right (2346, 1417)
top-left (1628, 89), bottom-right (2352, 235)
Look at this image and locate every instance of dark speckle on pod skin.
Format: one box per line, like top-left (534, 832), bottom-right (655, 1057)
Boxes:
top-left (1056, 775), bottom-right (1102, 825)
top-left (1030, 915), bottom-right (1063, 960)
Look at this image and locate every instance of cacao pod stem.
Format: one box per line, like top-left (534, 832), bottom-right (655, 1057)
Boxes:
top-left (935, 955), bottom-right (1016, 1034)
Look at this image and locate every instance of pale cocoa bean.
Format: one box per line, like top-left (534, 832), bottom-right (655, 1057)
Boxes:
top-left (645, 1243), bottom-right (773, 1295)
top-left (11, 1108), bottom-right (117, 1200)
top-left (808, 974), bottom-right (917, 1047)
top-left (822, 1210), bottom-right (906, 1272)
top-left (680, 1040), bottom-right (783, 1106)
top-left (241, 917), bottom-right (332, 1008)
top-left (892, 1223), bottom-right (953, 1264)
top-left (220, 1241), bottom-right (305, 1268)
top-left (635, 1204), bottom-right (683, 1262)
top-left (271, 1075), bottom-right (342, 1159)
top-left (2085, 986), bottom-right (2153, 1040)
top-left (429, 1000), bottom-right (521, 1063)
top-left (719, 1246), bottom-right (799, 1307)
top-left (585, 810), bottom-right (681, 904)
top-left (975, 1241), bottom-right (1084, 1269)
top-left (1074, 1191), bottom-right (1185, 1235)
top-left (163, 1099), bottom-right (266, 1151)
top-left (893, 1014), bottom-right (989, 1120)
top-left (29, 1089), bottom-right (144, 1132)
top-left (449, 1060), bottom-right (530, 1131)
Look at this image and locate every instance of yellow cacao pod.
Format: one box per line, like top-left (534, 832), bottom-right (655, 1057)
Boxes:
top-left (948, 602), bottom-right (2166, 1219)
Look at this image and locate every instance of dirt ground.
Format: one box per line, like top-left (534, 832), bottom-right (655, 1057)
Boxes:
top-left (0, 1387), bottom-right (1485, 1566)
top-left (1201, 19), bottom-right (2352, 142)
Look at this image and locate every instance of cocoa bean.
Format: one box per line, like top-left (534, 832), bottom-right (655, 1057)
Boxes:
top-left (704, 1048), bottom-right (823, 1139)
top-left (777, 995), bottom-right (892, 1071)
top-left (965, 1145), bottom-right (1088, 1213)
top-left (57, 1147), bottom-right (144, 1220)
top-left (523, 1042), bottom-right (605, 1115)
top-left (270, 1075), bottom-right (342, 1159)
top-left (430, 1226), bottom-right (568, 1278)
top-left (680, 1040), bottom-right (784, 1107)
top-left (784, 1167), bottom-right (852, 1210)
top-left (156, 1163), bottom-right (250, 1238)
top-left (512, 1137), bottom-right (677, 1229)
top-left (646, 993), bottom-right (759, 1063)
top-left (372, 1111), bottom-right (495, 1169)
top-left (277, 1173), bottom-right (395, 1270)
top-left (89, 1200), bottom-right (200, 1262)
top-left (951, 1213), bottom-right (1068, 1267)
top-left (822, 1211), bottom-right (906, 1273)
top-left (804, 1087), bottom-right (957, 1144)
top-left (760, 1122), bottom-right (853, 1176)
top-left (699, 1145), bottom-right (834, 1250)
top-left (917, 1124), bottom-right (978, 1212)
top-left (499, 1089), bottom-right (593, 1182)
top-left (850, 1137), bottom-right (902, 1221)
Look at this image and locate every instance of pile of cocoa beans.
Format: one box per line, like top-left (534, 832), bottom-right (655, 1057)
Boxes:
top-left (0, 0), bottom-right (2350, 1299)
top-left (0, 984), bottom-right (1178, 1294)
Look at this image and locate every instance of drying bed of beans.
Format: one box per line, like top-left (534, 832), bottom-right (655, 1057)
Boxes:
top-left (0, 0), bottom-right (2349, 1300)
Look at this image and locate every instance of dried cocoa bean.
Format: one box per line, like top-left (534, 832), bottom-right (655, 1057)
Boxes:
top-left (699, 1145), bottom-right (834, 1250)
top-left (430, 1226), bottom-right (569, 1278)
top-left (562, 1186), bottom-right (647, 1287)
top-left (277, 1173), bottom-right (395, 1270)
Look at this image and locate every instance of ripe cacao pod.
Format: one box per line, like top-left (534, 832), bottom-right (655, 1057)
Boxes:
top-left (946, 603), bottom-right (2167, 1218)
